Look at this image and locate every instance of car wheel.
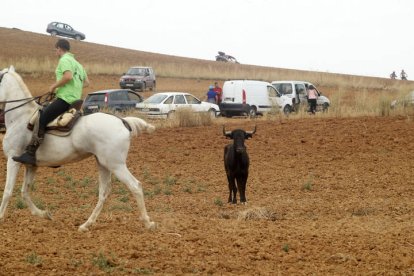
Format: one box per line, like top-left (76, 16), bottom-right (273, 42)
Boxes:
top-left (322, 102), bottom-right (329, 112)
top-left (75, 35), bottom-right (81, 41)
top-left (141, 83), bottom-right (146, 92)
top-left (283, 105), bottom-right (292, 115)
top-left (208, 109), bottom-right (217, 119)
top-left (248, 106), bottom-right (257, 118)
top-left (51, 31), bottom-right (57, 36)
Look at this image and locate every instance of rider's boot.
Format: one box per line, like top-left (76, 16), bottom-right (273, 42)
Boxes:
top-left (12, 128), bottom-right (45, 166)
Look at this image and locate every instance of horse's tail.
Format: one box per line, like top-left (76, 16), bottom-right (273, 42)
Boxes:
top-left (122, 117), bottom-right (155, 137)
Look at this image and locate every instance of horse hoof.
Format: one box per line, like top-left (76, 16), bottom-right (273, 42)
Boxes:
top-left (146, 221), bottom-right (157, 230)
top-left (78, 225), bottom-right (89, 232)
top-left (44, 211), bottom-right (53, 220)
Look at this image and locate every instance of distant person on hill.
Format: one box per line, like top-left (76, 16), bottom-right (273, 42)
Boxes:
top-left (13, 38), bottom-right (89, 165)
top-left (206, 85), bottom-right (217, 103)
top-left (213, 82), bottom-right (223, 104)
top-left (307, 84), bottom-right (318, 114)
top-left (400, 69), bottom-right (408, 80)
top-left (390, 71), bottom-right (397, 79)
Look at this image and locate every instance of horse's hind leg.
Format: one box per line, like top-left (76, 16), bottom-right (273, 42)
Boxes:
top-left (0, 158), bottom-right (21, 221)
top-left (112, 165), bottom-right (155, 230)
top-left (22, 166), bottom-right (52, 219)
top-left (79, 164), bottom-right (112, 232)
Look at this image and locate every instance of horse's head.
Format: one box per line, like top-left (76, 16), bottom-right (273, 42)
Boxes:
top-left (0, 65), bottom-right (33, 104)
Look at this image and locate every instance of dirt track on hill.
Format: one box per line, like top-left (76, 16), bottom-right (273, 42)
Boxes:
top-left (1, 115), bottom-right (414, 275)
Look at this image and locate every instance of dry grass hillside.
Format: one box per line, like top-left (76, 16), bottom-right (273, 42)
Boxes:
top-left (1, 27), bottom-right (414, 100)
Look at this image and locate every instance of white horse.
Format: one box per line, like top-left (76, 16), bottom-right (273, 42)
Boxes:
top-left (0, 66), bottom-right (156, 231)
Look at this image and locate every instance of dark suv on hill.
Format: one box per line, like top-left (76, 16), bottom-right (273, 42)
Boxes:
top-left (46, 22), bottom-right (86, 41)
top-left (119, 66), bottom-right (156, 92)
top-left (82, 89), bottom-right (143, 114)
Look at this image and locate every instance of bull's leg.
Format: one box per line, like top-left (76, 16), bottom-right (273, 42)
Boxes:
top-left (79, 163), bottom-right (112, 232)
top-left (0, 158), bottom-right (21, 221)
top-left (22, 165), bottom-right (52, 219)
top-left (237, 173), bottom-right (248, 204)
top-left (112, 165), bottom-right (155, 230)
top-left (227, 175), bottom-right (237, 204)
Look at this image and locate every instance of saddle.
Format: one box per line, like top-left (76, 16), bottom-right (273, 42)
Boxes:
top-left (28, 100), bottom-right (83, 136)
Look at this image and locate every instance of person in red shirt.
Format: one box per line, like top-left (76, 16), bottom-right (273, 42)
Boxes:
top-left (213, 82), bottom-right (223, 104)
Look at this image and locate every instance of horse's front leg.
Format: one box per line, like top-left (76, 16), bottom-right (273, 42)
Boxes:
top-left (79, 163), bottom-right (112, 232)
top-left (21, 165), bottom-right (52, 220)
top-left (0, 158), bottom-right (21, 221)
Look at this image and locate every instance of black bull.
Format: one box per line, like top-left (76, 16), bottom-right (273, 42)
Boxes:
top-left (223, 126), bottom-right (256, 204)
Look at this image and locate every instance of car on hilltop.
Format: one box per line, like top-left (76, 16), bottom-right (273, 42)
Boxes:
top-left (136, 92), bottom-right (219, 119)
top-left (46, 22), bottom-right (86, 41)
top-left (82, 89), bottom-right (143, 114)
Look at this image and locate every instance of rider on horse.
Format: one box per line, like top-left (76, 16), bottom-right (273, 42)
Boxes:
top-left (13, 39), bottom-right (89, 165)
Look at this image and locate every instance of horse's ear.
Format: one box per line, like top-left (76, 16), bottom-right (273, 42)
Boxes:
top-left (9, 65), bottom-right (15, 72)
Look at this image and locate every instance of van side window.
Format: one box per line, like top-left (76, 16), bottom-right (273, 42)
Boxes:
top-left (284, 84), bottom-right (293, 94)
top-left (295, 84), bottom-right (306, 97)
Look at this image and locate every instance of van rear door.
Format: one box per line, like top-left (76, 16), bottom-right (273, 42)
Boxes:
top-left (222, 81), bottom-right (239, 102)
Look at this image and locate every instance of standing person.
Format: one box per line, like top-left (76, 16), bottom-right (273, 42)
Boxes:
top-left (213, 82), bottom-right (223, 104)
top-left (400, 69), bottom-right (408, 80)
top-left (390, 71), bottom-right (397, 79)
top-left (13, 38), bottom-right (89, 165)
top-left (307, 84), bottom-right (318, 114)
top-left (206, 85), bottom-right (217, 104)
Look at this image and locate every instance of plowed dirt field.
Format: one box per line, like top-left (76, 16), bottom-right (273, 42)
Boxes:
top-left (1, 111), bottom-right (414, 275)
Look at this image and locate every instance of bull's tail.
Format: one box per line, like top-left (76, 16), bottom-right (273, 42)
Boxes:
top-left (122, 117), bottom-right (155, 137)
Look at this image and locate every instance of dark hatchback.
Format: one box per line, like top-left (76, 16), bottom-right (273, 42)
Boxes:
top-left (82, 89), bottom-right (143, 114)
top-left (46, 22), bottom-right (86, 41)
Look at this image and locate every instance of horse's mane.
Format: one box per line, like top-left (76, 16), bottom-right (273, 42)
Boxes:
top-left (8, 70), bottom-right (33, 97)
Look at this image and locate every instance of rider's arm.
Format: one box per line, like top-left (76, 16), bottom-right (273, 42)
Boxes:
top-left (49, 70), bottom-right (72, 93)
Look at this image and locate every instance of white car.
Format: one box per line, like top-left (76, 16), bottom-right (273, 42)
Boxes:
top-left (136, 92), bottom-right (220, 119)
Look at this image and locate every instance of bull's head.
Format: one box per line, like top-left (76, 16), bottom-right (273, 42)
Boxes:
top-left (223, 125), bottom-right (256, 153)
top-left (223, 125), bottom-right (256, 139)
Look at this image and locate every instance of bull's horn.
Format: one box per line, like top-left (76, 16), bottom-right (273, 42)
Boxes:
top-left (222, 125), bottom-right (231, 136)
top-left (246, 125), bottom-right (257, 135)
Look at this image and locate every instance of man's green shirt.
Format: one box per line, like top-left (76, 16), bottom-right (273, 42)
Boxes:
top-left (55, 53), bottom-right (87, 104)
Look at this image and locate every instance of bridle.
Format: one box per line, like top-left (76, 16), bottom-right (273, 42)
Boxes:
top-left (0, 71), bottom-right (55, 116)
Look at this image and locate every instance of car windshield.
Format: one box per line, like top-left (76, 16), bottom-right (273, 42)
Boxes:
top-left (143, 94), bottom-right (169, 104)
top-left (126, 68), bottom-right (146, 76)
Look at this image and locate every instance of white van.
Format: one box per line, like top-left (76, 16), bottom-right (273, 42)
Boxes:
top-left (271, 81), bottom-right (330, 112)
top-left (219, 80), bottom-right (293, 117)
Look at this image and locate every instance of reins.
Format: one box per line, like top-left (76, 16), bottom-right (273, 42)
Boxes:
top-left (0, 92), bottom-right (55, 116)
top-left (0, 70), bottom-right (55, 117)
